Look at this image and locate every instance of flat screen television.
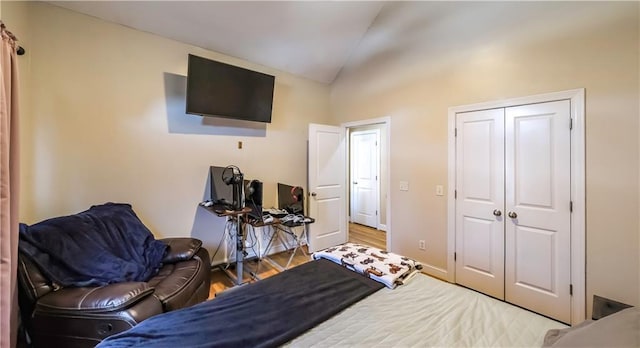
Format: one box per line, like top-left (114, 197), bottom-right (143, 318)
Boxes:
top-left (277, 183), bottom-right (304, 215)
top-left (186, 54), bottom-right (275, 123)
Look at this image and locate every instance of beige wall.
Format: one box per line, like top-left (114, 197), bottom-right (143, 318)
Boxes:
top-left (5, 0), bottom-right (640, 320)
top-left (331, 1), bottom-right (640, 318)
top-left (5, 2), bottom-right (331, 261)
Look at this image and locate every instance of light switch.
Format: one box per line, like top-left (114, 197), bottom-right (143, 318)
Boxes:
top-left (399, 181), bottom-right (409, 191)
top-left (436, 185), bottom-right (444, 196)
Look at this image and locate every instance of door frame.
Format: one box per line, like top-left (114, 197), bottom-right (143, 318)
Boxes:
top-left (447, 89), bottom-right (585, 325)
top-left (343, 116), bottom-right (391, 249)
top-left (349, 128), bottom-right (381, 229)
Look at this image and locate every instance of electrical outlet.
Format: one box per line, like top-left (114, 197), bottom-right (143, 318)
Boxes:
top-left (419, 240), bottom-right (426, 250)
top-left (399, 181), bottom-right (409, 191)
top-left (436, 185), bottom-right (444, 196)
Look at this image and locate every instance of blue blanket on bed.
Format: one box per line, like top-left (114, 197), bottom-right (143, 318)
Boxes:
top-left (18, 203), bottom-right (167, 287)
top-left (97, 259), bottom-right (384, 348)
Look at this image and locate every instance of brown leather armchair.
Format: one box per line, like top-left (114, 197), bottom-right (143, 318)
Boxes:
top-left (18, 237), bottom-right (211, 348)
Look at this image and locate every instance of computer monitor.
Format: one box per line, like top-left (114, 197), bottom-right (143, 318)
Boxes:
top-left (209, 166), bottom-right (233, 206)
top-left (277, 183), bottom-right (304, 215)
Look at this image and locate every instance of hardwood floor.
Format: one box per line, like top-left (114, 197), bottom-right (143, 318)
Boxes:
top-left (348, 222), bottom-right (386, 250)
top-left (208, 223), bottom-right (387, 297)
top-left (208, 246), bottom-right (311, 298)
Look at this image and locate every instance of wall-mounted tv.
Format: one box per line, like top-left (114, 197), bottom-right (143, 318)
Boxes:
top-left (186, 54), bottom-right (275, 123)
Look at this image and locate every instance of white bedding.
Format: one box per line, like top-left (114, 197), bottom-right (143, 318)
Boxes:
top-left (313, 243), bottom-right (422, 289)
top-left (287, 273), bottom-right (567, 347)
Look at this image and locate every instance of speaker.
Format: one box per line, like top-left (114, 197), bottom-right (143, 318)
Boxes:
top-left (245, 180), bottom-right (263, 206)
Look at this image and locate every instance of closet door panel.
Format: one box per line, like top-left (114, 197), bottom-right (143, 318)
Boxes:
top-left (512, 226), bottom-right (555, 291)
top-left (504, 100), bottom-right (571, 323)
top-left (455, 108), bottom-right (505, 300)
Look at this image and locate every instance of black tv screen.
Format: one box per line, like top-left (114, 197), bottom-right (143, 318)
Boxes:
top-left (186, 54), bottom-right (275, 123)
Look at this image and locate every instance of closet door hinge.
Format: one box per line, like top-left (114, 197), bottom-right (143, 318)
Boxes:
top-left (570, 284), bottom-right (573, 296)
top-left (455, 128), bottom-right (457, 137)
top-left (454, 190), bottom-right (457, 199)
top-left (454, 252), bottom-right (457, 262)
top-left (570, 201), bottom-right (573, 213)
top-left (570, 118), bottom-right (573, 130)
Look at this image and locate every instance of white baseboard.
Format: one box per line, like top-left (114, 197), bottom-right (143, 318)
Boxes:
top-left (421, 262), bottom-right (450, 282)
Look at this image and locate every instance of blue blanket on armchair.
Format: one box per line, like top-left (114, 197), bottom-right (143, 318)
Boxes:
top-left (19, 203), bottom-right (167, 287)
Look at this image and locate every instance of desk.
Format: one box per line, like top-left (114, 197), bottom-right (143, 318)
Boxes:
top-left (204, 205), bottom-right (254, 286)
top-left (248, 217), bottom-right (314, 272)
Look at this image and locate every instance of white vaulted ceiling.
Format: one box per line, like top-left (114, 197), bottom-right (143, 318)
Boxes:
top-left (47, 1), bottom-right (386, 84)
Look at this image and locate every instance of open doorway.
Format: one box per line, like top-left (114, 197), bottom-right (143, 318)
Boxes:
top-left (344, 117), bottom-right (390, 251)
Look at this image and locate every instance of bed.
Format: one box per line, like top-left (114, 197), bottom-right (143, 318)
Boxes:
top-left (99, 244), bottom-right (568, 347)
top-left (289, 271), bottom-right (566, 347)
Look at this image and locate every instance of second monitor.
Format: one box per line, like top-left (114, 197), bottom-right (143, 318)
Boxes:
top-left (277, 183), bottom-right (304, 215)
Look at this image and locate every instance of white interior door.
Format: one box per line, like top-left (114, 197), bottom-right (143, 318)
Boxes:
top-left (308, 123), bottom-right (347, 252)
top-left (504, 100), bottom-right (572, 323)
top-left (455, 108), bottom-right (505, 300)
top-left (350, 129), bottom-right (379, 228)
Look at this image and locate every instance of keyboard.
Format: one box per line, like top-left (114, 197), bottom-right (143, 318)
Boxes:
top-left (264, 208), bottom-right (288, 216)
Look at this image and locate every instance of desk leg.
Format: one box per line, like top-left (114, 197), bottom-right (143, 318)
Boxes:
top-left (284, 224), bottom-right (308, 269)
top-left (260, 226), bottom-right (286, 272)
top-left (234, 216), bottom-right (244, 286)
top-left (259, 223), bottom-right (310, 272)
top-left (220, 218), bottom-right (247, 286)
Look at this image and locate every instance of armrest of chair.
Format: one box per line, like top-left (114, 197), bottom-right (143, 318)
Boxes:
top-left (160, 238), bottom-right (203, 264)
top-left (29, 283), bottom-right (163, 347)
top-left (36, 282), bottom-right (156, 313)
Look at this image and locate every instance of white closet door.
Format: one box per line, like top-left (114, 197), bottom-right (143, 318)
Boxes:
top-left (504, 100), bottom-right (572, 323)
top-left (455, 108), bottom-right (505, 300)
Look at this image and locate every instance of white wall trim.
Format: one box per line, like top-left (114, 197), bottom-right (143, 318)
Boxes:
top-left (342, 116), bottom-right (391, 129)
top-left (342, 116), bottom-right (392, 250)
top-left (446, 108), bottom-right (457, 283)
top-left (446, 88), bottom-right (586, 325)
top-left (570, 89), bottom-right (586, 325)
top-left (422, 264), bottom-right (449, 281)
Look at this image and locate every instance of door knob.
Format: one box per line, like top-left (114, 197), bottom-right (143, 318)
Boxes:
top-left (492, 209), bottom-right (502, 217)
top-left (311, 192), bottom-right (317, 197)
top-left (353, 181), bottom-right (358, 185)
top-left (508, 211), bottom-right (518, 218)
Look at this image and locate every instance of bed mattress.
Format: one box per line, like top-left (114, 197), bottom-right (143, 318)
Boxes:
top-left (287, 273), bottom-right (567, 347)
